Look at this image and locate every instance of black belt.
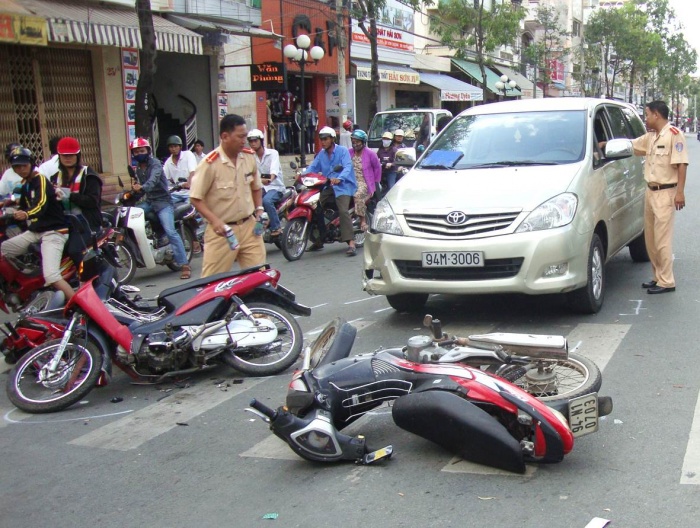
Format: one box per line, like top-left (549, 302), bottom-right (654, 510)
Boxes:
top-left (647, 183), bottom-right (677, 191)
top-left (226, 215), bottom-right (253, 226)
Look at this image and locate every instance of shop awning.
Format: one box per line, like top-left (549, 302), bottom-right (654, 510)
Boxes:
top-left (167, 14), bottom-right (282, 41)
top-left (452, 59), bottom-right (522, 97)
top-left (353, 60), bottom-right (420, 85)
top-left (19, 0), bottom-right (202, 54)
top-left (419, 72), bottom-right (483, 102)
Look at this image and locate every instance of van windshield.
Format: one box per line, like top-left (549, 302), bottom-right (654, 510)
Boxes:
top-left (417, 110), bottom-right (586, 169)
top-left (368, 112), bottom-right (431, 145)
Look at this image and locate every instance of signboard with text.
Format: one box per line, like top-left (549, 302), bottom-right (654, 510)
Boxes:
top-left (250, 62), bottom-right (286, 91)
top-left (0, 13), bottom-right (47, 46)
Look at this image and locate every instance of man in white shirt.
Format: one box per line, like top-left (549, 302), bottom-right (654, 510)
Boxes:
top-left (0, 143), bottom-right (23, 198)
top-left (37, 136), bottom-right (62, 178)
top-left (163, 135), bottom-right (198, 188)
top-left (192, 139), bottom-right (206, 163)
top-left (247, 129), bottom-right (285, 236)
top-left (340, 120), bottom-right (353, 149)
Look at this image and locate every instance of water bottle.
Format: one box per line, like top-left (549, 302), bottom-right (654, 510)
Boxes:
top-left (253, 219), bottom-right (264, 237)
top-left (224, 226), bottom-right (239, 250)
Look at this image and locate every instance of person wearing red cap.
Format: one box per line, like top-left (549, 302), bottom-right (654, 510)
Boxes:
top-left (340, 120), bottom-right (353, 149)
top-left (50, 137), bottom-right (103, 233)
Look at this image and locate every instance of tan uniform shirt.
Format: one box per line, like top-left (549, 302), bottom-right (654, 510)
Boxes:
top-left (631, 123), bottom-right (688, 184)
top-left (189, 145), bottom-right (262, 223)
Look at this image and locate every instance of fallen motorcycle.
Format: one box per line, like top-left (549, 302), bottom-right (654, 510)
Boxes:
top-left (6, 263), bottom-right (310, 413)
top-left (248, 317), bottom-right (612, 473)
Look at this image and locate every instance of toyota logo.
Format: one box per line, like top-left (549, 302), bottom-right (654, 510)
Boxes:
top-left (446, 211), bottom-right (468, 225)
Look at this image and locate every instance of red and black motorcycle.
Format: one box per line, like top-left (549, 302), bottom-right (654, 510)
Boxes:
top-left (5, 261), bottom-right (311, 413)
top-left (249, 318), bottom-right (612, 473)
top-left (280, 166), bottom-right (368, 261)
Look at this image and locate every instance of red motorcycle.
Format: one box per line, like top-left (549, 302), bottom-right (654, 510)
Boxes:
top-left (280, 166), bottom-right (368, 261)
top-left (5, 261), bottom-right (311, 413)
top-left (259, 182), bottom-right (298, 250)
top-left (249, 317), bottom-right (612, 472)
top-left (0, 212), bottom-right (113, 314)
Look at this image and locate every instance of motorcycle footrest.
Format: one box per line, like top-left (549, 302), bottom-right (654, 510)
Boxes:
top-left (359, 445), bottom-right (393, 465)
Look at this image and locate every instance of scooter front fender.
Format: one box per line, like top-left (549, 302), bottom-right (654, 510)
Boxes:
top-left (392, 390), bottom-right (527, 473)
top-left (121, 207), bottom-right (156, 269)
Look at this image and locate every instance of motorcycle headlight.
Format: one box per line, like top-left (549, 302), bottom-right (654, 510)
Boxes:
top-left (371, 198), bottom-right (403, 236)
top-left (515, 193), bottom-right (577, 233)
top-left (290, 413), bottom-right (342, 458)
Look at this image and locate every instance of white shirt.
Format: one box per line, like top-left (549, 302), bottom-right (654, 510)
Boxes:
top-left (163, 150), bottom-right (198, 183)
top-left (339, 130), bottom-right (352, 149)
top-left (37, 154), bottom-right (59, 178)
top-left (193, 151), bottom-right (206, 164)
top-left (0, 167), bottom-right (22, 196)
top-left (254, 147), bottom-right (285, 193)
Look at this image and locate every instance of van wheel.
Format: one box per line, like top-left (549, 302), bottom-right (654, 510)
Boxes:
top-left (628, 232), bottom-right (650, 262)
top-left (567, 234), bottom-right (605, 314)
top-left (386, 293), bottom-right (429, 313)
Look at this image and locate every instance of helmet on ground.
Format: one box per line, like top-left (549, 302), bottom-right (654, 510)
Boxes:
top-left (166, 135), bottom-right (183, 147)
top-left (130, 137), bottom-right (151, 151)
top-left (5, 142), bottom-right (21, 160)
top-left (9, 147), bottom-right (34, 166)
top-left (247, 129), bottom-right (265, 141)
top-left (318, 126), bottom-right (337, 139)
top-left (382, 131), bottom-right (394, 140)
top-left (57, 137), bottom-right (81, 155)
top-left (342, 120), bottom-right (353, 131)
top-left (351, 130), bottom-right (368, 143)
top-left (393, 129), bottom-right (405, 137)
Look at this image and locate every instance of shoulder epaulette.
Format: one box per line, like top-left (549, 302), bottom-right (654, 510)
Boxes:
top-left (205, 151), bottom-right (220, 163)
top-left (669, 126), bottom-right (680, 135)
top-left (242, 147), bottom-right (255, 154)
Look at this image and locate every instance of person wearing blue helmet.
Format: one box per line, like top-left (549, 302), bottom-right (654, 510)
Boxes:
top-left (349, 130), bottom-right (381, 245)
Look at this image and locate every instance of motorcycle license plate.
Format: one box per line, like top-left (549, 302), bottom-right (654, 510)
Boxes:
top-left (422, 251), bottom-right (484, 267)
top-left (568, 392), bottom-right (599, 438)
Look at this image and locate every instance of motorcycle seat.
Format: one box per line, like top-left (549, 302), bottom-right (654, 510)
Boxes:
top-left (279, 188), bottom-right (294, 202)
top-left (173, 203), bottom-right (192, 218)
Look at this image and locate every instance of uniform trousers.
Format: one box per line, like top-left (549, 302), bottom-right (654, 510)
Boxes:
top-left (644, 186), bottom-right (676, 288)
top-left (201, 217), bottom-right (266, 277)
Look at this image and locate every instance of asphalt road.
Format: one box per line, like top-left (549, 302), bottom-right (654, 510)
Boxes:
top-left (2, 138), bottom-right (700, 527)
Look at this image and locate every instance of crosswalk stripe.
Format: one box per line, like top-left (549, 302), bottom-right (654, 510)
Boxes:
top-left (69, 378), bottom-right (265, 451)
top-left (681, 397), bottom-right (700, 484)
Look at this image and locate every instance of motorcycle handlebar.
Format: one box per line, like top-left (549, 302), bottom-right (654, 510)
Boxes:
top-left (249, 398), bottom-right (277, 420)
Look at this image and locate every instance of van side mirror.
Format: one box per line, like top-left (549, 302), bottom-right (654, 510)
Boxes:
top-left (604, 138), bottom-right (633, 160)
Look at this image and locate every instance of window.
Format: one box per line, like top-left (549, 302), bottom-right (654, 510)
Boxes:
top-left (572, 20), bottom-right (581, 37)
top-left (620, 106), bottom-right (646, 137)
top-left (606, 106), bottom-right (633, 139)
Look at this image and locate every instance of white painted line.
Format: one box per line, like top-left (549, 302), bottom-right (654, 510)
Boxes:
top-left (4, 408), bottom-right (134, 426)
top-left (566, 323), bottom-right (630, 372)
top-left (344, 296), bottom-right (381, 305)
top-left (374, 307), bottom-right (393, 313)
top-left (69, 378), bottom-right (265, 451)
top-left (240, 434), bottom-right (299, 460)
top-left (681, 394), bottom-right (700, 484)
top-left (310, 303), bottom-right (328, 309)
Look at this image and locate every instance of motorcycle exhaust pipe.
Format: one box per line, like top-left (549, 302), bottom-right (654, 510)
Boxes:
top-left (466, 332), bottom-right (568, 361)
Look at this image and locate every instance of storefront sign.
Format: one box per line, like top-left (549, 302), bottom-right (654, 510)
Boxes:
top-left (442, 91), bottom-right (474, 101)
top-left (122, 48), bottom-right (139, 145)
top-left (250, 62), bottom-right (285, 91)
top-left (355, 65), bottom-right (419, 85)
top-left (351, 0), bottom-right (414, 52)
top-left (0, 13), bottom-right (47, 46)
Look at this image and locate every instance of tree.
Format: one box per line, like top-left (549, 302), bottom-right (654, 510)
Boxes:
top-left (523, 5), bottom-right (568, 98)
top-left (430, 0), bottom-right (525, 102)
top-left (135, 0), bottom-right (157, 140)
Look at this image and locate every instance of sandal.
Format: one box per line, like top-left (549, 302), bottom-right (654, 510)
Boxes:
top-left (346, 247), bottom-right (357, 257)
top-left (180, 264), bottom-right (192, 280)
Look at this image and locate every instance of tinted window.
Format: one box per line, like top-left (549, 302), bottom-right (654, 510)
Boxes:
top-left (606, 106), bottom-right (633, 139)
top-left (368, 112), bottom-right (427, 144)
top-left (621, 106), bottom-right (646, 137)
top-left (419, 110), bottom-right (586, 168)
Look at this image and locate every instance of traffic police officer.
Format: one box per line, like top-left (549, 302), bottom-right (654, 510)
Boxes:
top-left (631, 100), bottom-right (688, 294)
top-left (189, 114), bottom-right (266, 277)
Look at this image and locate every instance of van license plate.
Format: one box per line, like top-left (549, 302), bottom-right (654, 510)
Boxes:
top-left (422, 251), bottom-right (484, 267)
top-left (568, 392), bottom-right (599, 438)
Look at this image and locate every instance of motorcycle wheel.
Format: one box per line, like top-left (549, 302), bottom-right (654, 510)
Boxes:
top-left (487, 352), bottom-right (602, 405)
top-left (167, 225), bottom-right (195, 271)
top-left (281, 218), bottom-right (308, 262)
top-left (354, 211), bottom-right (371, 248)
top-left (221, 302), bottom-right (303, 376)
top-left (21, 290), bottom-right (55, 314)
top-left (6, 338), bottom-right (102, 413)
top-left (306, 317), bottom-right (342, 369)
top-left (111, 242), bottom-right (136, 285)
top-left (273, 218), bottom-right (288, 250)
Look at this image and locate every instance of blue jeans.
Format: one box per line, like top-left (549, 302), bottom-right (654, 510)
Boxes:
top-left (137, 202), bottom-right (188, 266)
top-left (262, 189), bottom-right (283, 231)
top-left (386, 171), bottom-right (398, 190)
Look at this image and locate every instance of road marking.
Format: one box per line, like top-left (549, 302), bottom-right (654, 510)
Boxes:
top-left (442, 456), bottom-right (537, 476)
top-left (566, 323), bottom-right (630, 372)
top-left (681, 396), bottom-right (700, 484)
top-left (4, 408), bottom-right (134, 426)
top-left (240, 434), bottom-right (299, 461)
top-left (344, 296), bottom-right (381, 305)
top-left (69, 378), bottom-right (265, 451)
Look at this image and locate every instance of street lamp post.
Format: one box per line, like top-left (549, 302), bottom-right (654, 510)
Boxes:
top-left (283, 34), bottom-right (325, 167)
top-left (494, 74), bottom-right (517, 98)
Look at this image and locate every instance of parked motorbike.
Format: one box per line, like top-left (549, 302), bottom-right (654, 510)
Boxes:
top-left (280, 164), bottom-right (369, 261)
top-left (248, 317), bottom-right (612, 473)
top-left (0, 211), bottom-right (114, 314)
top-left (6, 263), bottom-right (311, 413)
top-left (108, 176), bottom-right (199, 285)
top-left (259, 174), bottom-right (298, 250)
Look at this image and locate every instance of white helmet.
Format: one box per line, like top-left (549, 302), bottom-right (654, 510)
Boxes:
top-left (318, 126), bottom-right (337, 139)
top-left (247, 129), bottom-right (264, 140)
top-left (393, 129), bottom-right (405, 137)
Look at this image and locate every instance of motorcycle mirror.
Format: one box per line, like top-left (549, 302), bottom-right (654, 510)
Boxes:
top-left (290, 162), bottom-right (298, 170)
top-left (117, 174), bottom-right (125, 188)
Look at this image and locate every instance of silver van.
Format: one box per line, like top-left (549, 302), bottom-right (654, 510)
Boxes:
top-left (362, 98), bottom-right (648, 314)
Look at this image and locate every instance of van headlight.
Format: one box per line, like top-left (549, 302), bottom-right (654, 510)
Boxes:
top-left (371, 199), bottom-right (404, 236)
top-left (515, 193), bottom-right (577, 232)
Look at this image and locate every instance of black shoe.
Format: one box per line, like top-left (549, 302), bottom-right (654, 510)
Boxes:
top-left (647, 286), bottom-right (675, 294)
top-left (309, 242), bottom-right (324, 251)
top-left (641, 280), bottom-right (657, 289)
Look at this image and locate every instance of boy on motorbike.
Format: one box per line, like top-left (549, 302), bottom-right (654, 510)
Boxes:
top-left (129, 137), bottom-right (191, 280)
top-left (247, 128), bottom-right (285, 237)
top-left (0, 147), bottom-right (74, 300)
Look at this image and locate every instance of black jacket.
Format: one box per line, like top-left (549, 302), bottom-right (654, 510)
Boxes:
top-left (135, 157), bottom-right (172, 212)
top-left (51, 165), bottom-right (103, 231)
top-left (19, 173), bottom-right (67, 233)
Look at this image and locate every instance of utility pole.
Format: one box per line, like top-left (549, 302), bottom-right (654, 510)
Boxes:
top-left (336, 0), bottom-right (348, 123)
